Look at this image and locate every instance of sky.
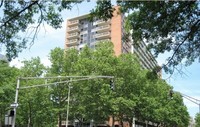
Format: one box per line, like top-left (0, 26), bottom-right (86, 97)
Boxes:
top-left (6, 1), bottom-right (200, 119)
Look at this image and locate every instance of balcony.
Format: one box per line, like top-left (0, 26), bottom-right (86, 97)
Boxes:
top-left (68, 20), bottom-right (79, 26)
top-left (93, 19), bottom-right (110, 26)
top-left (66, 39), bottom-right (78, 46)
top-left (95, 25), bottom-right (110, 32)
top-left (96, 39), bottom-right (111, 42)
top-left (68, 26), bottom-right (79, 33)
top-left (67, 32), bottom-right (79, 39)
top-left (94, 32), bottom-right (110, 39)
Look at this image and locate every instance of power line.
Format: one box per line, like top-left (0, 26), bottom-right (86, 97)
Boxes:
top-left (174, 90), bottom-right (200, 113)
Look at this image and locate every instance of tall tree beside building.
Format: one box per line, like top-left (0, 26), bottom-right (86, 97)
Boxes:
top-left (48, 41), bottom-right (190, 127)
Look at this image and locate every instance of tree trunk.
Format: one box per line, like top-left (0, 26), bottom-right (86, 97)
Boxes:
top-left (112, 116), bottom-right (114, 127)
top-left (0, 111), bottom-right (2, 127)
top-left (128, 119), bottom-right (132, 127)
top-left (28, 101), bottom-right (32, 127)
top-left (58, 112), bottom-right (62, 127)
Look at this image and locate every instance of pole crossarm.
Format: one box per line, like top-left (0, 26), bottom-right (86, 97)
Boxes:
top-left (182, 95), bottom-right (200, 105)
top-left (181, 93), bottom-right (200, 102)
top-left (174, 90), bottom-right (200, 113)
top-left (19, 76), bottom-right (114, 89)
top-left (19, 75), bottom-right (114, 80)
top-left (11, 75), bottom-right (114, 127)
top-left (174, 90), bottom-right (200, 104)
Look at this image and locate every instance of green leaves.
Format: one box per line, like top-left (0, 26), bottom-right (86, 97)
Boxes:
top-left (90, 0), bottom-right (114, 21)
top-left (92, 1), bottom-right (200, 73)
top-left (0, 41), bottom-right (189, 126)
top-left (47, 41), bottom-right (189, 127)
top-left (0, 60), bottom-right (19, 126)
top-left (20, 57), bottom-right (46, 77)
top-left (121, 1), bottom-right (199, 73)
top-left (0, 0), bottom-right (83, 60)
top-left (195, 113), bottom-right (200, 127)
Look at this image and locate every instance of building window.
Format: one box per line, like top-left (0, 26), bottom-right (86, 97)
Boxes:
top-left (91, 38), bottom-right (96, 43)
top-left (83, 28), bottom-right (87, 31)
top-left (91, 45), bottom-right (95, 49)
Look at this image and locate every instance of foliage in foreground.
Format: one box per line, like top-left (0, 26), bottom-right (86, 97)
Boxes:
top-left (1, 0), bottom-right (199, 74)
top-left (47, 42), bottom-right (189, 127)
top-left (0, 60), bottom-right (19, 127)
top-left (91, 0), bottom-right (200, 74)
top-left (195, 113), bottom-right (200, 127)
top-left (1, 42), bottom-right (190, 127)
top-left (0, 0), bottom-right (82, 61)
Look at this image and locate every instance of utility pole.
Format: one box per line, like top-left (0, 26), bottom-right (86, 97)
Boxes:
top-left (10, 75), bottom-right (114, 127)
top-left (66, 78), bottom-right (71, 127)
top-left (11, 78), bottom-right (20, 127)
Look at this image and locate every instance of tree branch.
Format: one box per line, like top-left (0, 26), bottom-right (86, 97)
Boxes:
top-left (0, 0), bottom-right (3, 8)
top-left (0, 0), bottom-right (39, 28)
top-left (29, 2), bottom-right (43, 48)
top-left (164, 19), bottom-right (200, 66)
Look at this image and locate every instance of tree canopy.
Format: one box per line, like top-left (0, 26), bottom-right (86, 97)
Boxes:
top-left (195, 113), bottom-right (200, 127)
top-left (0, 42), bottom-right (190, 127)
top-left (0, 0), bottom-right (82, 61)
top-left (1, 0), bottom-right (199, 73)
top-left (91, 0), bottom-right (200, 73)
top-left (46, 41), bottom-right (190, 127)
top-left (0, 60), bottom-right (19, 127)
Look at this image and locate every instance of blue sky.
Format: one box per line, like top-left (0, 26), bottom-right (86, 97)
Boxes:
top-left (8, 1), bottom-right (200, 119)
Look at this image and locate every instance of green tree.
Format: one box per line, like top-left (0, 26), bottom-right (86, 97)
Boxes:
top-left (0, 60), bottom-right (19, 127)
top-left (48, 42), bottom-right (190, 127)
top-left (91, 0), bottom-right (200, 73)
top-left (16, 57), bottom-right (55, 127)
top-left (21, 56), bottom-right (46, 77)
top-left (74, 43), bottom-right (116, 124)
top-left (0, 0), bottom-right (83, 61)
top-left (195, 113), bottom-right (200, 127)
top-left (49, 47), bottom-right (65, 75)
top-left (49, 47), bottom-right (80, 127)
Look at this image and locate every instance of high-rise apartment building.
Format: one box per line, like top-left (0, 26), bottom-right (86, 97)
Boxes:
top-left (65, 6), bottom-right (161, 127)
top-left (65, 6), bottom-right (158, 70)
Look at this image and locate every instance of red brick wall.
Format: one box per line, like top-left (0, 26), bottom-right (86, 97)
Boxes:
top-left (111, 6), bottom-right (122, 56)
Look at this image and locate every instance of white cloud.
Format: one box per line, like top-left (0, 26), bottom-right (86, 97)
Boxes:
top-left (156, 51), bottom-right (172, 66)
top-left (10, 56), bottom-right (51, 68)
top-left (9, 58), bottom-right (24, 69)
top-left (41, 57), bottom-right (52, 67)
